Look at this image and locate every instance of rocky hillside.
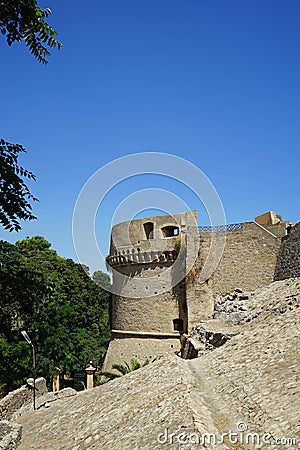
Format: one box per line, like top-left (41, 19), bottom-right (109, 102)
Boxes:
top-left (16, 278), bottom-right (299, 449)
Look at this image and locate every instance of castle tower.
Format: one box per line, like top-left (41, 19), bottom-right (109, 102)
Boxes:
top-left (102, 209), bottom-right (289, 371)
top-left (103, 210), bottom-right (198, 371)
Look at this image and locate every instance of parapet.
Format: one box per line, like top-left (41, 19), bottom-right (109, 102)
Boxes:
top-left (107, 210), bottom-right (197, 268)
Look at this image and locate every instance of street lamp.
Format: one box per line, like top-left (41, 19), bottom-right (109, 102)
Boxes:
top-left (21, 331), bottom-right (36, 410)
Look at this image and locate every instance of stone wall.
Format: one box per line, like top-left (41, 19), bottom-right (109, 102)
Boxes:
top-left (109, 210), bottom-right (197, 254)
top-left (196, 222), bottom-right (283, 296)
top-left (0, 420), bottom-right (22, 450)
top-left (0, 378), bottom-right (47, 421)
top-left (0, 380), bottom-right (78, 450)
top-left (102, 335), bottom-right (181, 373)
top-left (111, 263), bottom-right (186, 334)
top-left (105, 214), bottom-right (289, 370)
top-left (112, 293), bottom-right (180, 333)
top-left (104, 211), bottom-right (196, 370)
top-left (274, 221), bottom-right (300, 280)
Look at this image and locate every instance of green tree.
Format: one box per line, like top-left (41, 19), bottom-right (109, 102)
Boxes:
top-left (0, 239), bottom-right (46, 394)
top-left (0, 139), bottom-right (38, 231)
top-left (0, 0), bottom-right (61, 64)
top-left (92, 270), bottom-right (111, 292)
top-left (0, 237), bottom-right (110, 395)
top-left (0, 335), bottom-right (31, 394)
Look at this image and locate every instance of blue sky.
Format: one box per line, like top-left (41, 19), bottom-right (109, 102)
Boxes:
top-left (1, 0), bottom-right (300, 273)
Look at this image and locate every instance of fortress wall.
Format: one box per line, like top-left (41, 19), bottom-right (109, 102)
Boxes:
top-left (274, 222), bottom-right (300, 280)
top-left (104, 212), bottom-right (195, 370)
top-left (195, 222), bottom-right (282, 297)
top-left (111, 263), bottom-right (186, 333)
top-left (112, 292), bottom-right (180, 333)
top-left (102, 336), bottom-right (181, 372)
top-left (264, 221), bottom-right (290, 238)
top-left (104, 212), bottom-right (291, 370)
top-left (110, 210), bottom-right (196, 255)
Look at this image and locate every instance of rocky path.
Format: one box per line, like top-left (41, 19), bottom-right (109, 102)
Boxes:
top-left (188, 278), bottom-right (300, 449)
top-left (17, 356), bottom-right (229, 450)
top-left (16, 279), bottom-right (300, 450)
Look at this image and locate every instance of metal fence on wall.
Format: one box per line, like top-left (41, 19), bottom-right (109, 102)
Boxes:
top-left (198, 223), bottom-right (243, 232)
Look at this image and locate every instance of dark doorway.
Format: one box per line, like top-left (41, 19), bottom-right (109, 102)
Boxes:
top-left (144, 222), bottom-right (154, 239)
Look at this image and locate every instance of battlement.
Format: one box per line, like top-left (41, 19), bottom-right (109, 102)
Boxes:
top-left (109, 210), bottom-right (197, 252)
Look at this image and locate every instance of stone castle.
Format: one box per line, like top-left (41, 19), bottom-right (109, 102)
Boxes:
top-left (103, 210), bottom-right (299, 371)
top-left (4, 211), bottom-right (299, 450)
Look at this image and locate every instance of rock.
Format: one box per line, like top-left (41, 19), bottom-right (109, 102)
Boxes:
top-left (182, 320), bottom-right (241, 357)
top-left (238, 306), bottom-right (247, 312)
top-left (0, 420), bottom-right (22, 450)
top-left (36, 392), bottom-right (56, 409)
top-left (0, 378), bottom-right (48, 421)
top-left (55, 388), bottom-right (77, 400)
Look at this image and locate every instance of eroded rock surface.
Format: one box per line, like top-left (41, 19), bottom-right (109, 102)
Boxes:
top-left (0, 378), bottom-right (47, 421)
top-left (16, 279), bottom-right (299, 449)
top-left (214, 279), bottom-right (299, 326)
top-left (0, 420), bottom-right (21, 450)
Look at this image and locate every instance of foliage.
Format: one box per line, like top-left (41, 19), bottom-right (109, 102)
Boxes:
top-left (1, 0), bottom-right (60, 230)
top-left (99, 357), bottom-right (157, 384)
top-left (0, 0), bottom-right (61, 64)
top-left (0, 237), bottom-right (110, 395)
top-left (0, 139), bottom-right (38, 232)
top-left (92, 270), bottom-right (111, 292)
top-left (0, 335), bottom-right (31, 394)
top-left (112, 358), bottom-right (144, 375)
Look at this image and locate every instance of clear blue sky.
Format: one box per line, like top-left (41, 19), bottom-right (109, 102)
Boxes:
top-left (1, 0), bottom-right (300, 273)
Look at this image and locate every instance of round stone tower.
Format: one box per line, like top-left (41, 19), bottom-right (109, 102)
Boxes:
top-left (103, 210), bottom-right (198, 371)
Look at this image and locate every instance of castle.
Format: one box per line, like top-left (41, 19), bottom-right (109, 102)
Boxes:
top-left (103, 210), bottom-right (299, 371)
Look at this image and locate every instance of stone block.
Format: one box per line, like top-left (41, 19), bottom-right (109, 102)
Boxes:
top-left (0, 420), bottom-right (22, 450)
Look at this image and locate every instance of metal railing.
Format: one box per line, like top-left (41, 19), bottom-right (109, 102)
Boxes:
top-left (198, 223), bottom-right (243, 232)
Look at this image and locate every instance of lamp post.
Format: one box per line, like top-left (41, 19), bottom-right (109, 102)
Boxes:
top-left (21, 331), bottom-right (36, 410)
